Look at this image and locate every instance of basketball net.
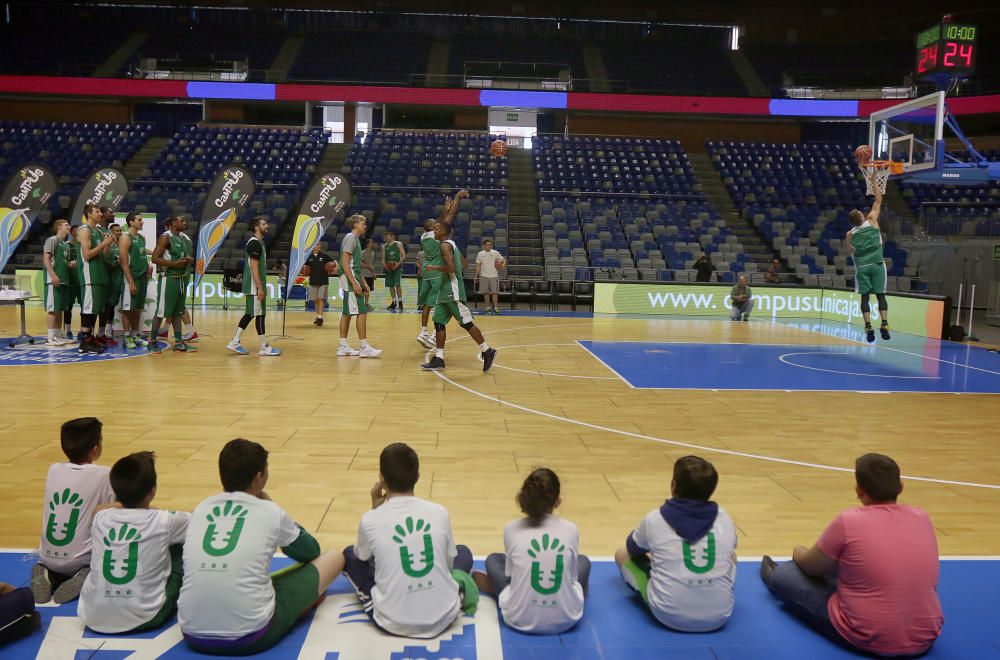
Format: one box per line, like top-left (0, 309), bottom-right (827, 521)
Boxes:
top-left (857, 160), bottom-right (900, 196)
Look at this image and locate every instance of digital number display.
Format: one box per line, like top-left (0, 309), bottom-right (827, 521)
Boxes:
top-left (915, 23), bottom-right (977, 76)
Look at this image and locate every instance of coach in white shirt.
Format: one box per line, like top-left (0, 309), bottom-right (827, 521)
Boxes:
top-left (474, 239), bottom-right (505, 314)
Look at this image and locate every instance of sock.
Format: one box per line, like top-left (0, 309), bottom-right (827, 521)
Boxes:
top-left (881, 319), bottom-right (888, 326)
top-left (261, 340), bottom-right (270, 351)
top-left (63, 323), bottom-right (70, 333)
top-left (339, 338), bottom-right (348, 348)
top-left (360, 339), bottom-right (369, 349)
top-left (174, 331), bottom-right (183, 342)
top-left (422, 326), bottom-right (429, 336)
top-left (103, 324), bottom-right (111, 337)
top-left (316, 313), bottom-right (322, 319)
top-left (435, 348), bottom-right (444, 359)
top-left (233, 327), bottom-right (244, 343)
top-left (47, 329), bottom-right (55, 341)
top-left (479, 341), bottom-right (490, 351)
top-left (185, 323), bottom-right (194, 334)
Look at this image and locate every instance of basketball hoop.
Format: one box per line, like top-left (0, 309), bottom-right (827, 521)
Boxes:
top-left (857, 160), bottom-right (903, 195)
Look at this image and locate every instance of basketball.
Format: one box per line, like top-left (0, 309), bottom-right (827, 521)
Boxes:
top-left (300, 265), bottom-right (311, 277)
top-left (324, 261), bottom-right (337, 275)
top-left (490, 140), bottom-right (508, 158)
top-left (855, 144), bottom-right (874, 163)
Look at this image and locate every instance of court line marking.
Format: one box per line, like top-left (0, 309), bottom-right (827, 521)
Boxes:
top-left (479, 343), bottom-right (621, 380)
top-left (572, 340), bottom-right (636, 388)
top-left (778, 352), bottom-right (942, 380)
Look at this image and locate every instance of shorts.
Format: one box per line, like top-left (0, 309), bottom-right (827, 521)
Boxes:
top-left (855, 263), bottom-right (887, 296)
top-left (342, 289), bottom-right (369, 316)
top-left (433, 300), bottom-right (474, 326)
top-left (307, 284), bottom-right (328, 299)
top-left (156, 277), bottom-right (186, 319)
top-left (478, 277), bottom-right (499, 294)
top-left (184, 563), bottom-right (320, 656)
top-left (364, 276), bottom-right (375, 291)
top-left (418, 277), bottom-right (440, 308)
top-left (245, 293), bottom-right (266, 317)
top-left (132, 545), bottom-right (182, 633)
top-left (67, 279), bottom-right (81, 307)
top-left (621, 558), bottom-right (651, 604)
top-left (384, 268), bottom-right (402, 288)
top-left (81, 284), bottom-right (107, 315)
top-left (107, 279), bottom-right (123, 312)
top-left (44, 283), bottom-right (67, 313)
top-left (121, 276), bottom-right (148, 311)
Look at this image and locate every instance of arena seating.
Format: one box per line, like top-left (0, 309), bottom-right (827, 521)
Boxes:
top-left (897, 151), bottom-right (1000, 237)
top-left (288, 30), bottom-right (431, 84)
top-left (708, 140), bottom-right (909, 286)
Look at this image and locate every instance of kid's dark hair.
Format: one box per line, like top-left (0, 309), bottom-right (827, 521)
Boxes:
top-left (516, 468), bottom-right (561, 523)
top-left (380, 442), bottom-right (419, 492)
top-left (60, 417), bottom-right (103, 463)
top-left (110, 451), bottom-right (157, 508)
top-left (672, 455), bottom-right (718, 501)
top-left (219, 438), bottom-right (268, 492)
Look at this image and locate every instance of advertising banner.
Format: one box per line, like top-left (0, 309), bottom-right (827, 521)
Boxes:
top-left (0, 164), bottom-right (56, 273)
top-left (194, 164), bottom-right (255, 287)
top-left (69, 167), bottom-right (129, 225)
top-left (285, 172), bottom-right (351, 299)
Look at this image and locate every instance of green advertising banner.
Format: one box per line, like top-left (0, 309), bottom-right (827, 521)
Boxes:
top-left (595, 283), bottom-right (946, 339)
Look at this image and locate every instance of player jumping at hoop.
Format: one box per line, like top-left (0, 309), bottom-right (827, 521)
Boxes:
top-left (847, 171), bottom-right (890, 343)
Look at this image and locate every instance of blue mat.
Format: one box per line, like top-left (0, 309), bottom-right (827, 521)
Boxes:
top-left (2, 551), bottom-right (995, 658)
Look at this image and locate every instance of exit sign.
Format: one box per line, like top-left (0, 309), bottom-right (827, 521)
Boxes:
top-left (506, 112), bottom-right (519, 122)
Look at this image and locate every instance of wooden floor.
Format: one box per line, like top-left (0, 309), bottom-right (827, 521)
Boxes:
top-left (2, 306), bottom-right (999, 557)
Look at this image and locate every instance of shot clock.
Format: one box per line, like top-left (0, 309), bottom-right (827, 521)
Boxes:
top-left (915, 21), bottom-right (977, 77)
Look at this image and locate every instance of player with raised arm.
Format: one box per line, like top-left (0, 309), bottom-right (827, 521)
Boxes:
top-left (847, 170), bottom-right (890, 343)
top-left (416, 190), bottom-right (468, 348)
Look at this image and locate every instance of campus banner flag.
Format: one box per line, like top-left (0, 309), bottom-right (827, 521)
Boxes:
top-left (284, 172), bottom-right (352, 300)
top-left (69, 167), bottom-right (129, 225)
top-left (194, 164), bottom-right (255, 288)
top-left (0, 163), bottom-right (56, 273)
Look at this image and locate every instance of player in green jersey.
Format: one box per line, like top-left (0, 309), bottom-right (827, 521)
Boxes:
top-left (43, 219), bottom-right (72, 346)
top-left (847, 172), bottom-right (890, 343)
top-left (420, 220), bottom-right (496, 373)
top-left (119, 212), bottom-right (151, 349)
top-left (77, 204), bottom-right (117, 354)
top-left (416, 190), bottom-right (468, 348)
top-left (97, 207), bottom-right (119, 344)
top-left (64, 225), bottom-right (81, 340)
top-left (150, 216), bottom-right (196, 353)
top-left (227, 216), bottom-right (281, 357)
top-left (381, 229), bottom-right (406, 311)
top-left (338, 214), bottom-right (381, 358)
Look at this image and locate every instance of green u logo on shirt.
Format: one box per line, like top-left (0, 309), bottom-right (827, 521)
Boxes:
top-left (682, 532), bottom-right (717, 574)
top-left (45, 488), bottom-right (84, 547)
top-left (527, 533), bottom-right (566, 596)
top-left (393, 517), bottom-right (435, 578)
top-left (102, 523), bottom-right (142, 586)
top-left (202, 501), bottom-right (248, 557)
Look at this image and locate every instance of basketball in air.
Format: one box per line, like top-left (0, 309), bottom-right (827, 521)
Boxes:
top-left (490, 140), bottom-right (508, 158)
top-left (854, 144), bottom-right (874, 163)
top-left (324, 261), bottom-right (337, 275)
top-left (300, 265), bottom-right (311, 277)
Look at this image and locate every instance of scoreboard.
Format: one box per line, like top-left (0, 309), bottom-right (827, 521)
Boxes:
top-left (915, 21), bottom-right (977, 77)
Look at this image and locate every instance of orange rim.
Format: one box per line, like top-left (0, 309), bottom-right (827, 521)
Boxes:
top-left (860, 160), bottom-right (904, 175)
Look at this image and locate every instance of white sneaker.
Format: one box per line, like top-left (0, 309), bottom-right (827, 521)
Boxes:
top-left (226, 341), bottom-right (249, 355)
top-left (259, 344), bottom-right (281, 357)
top-left (359, 345), bottom-right (382, 358)
top-left (417, 333), bottom-right (436, 349)
top-left (337, 345), bottom-right (360, 356)
top-left (45, 337), bottom-right (62, 347)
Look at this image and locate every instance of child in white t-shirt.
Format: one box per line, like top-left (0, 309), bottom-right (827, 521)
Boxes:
top-left (614, 455), bottom-right (738, 633)
top-left (475, 468), bottom-right (589, 634)
top-left (32, 417), bottom-right (115, 604)
top-left (343, 443), bottom-right (474, 638)
top-left (79, 451), bottom-right (190, 633)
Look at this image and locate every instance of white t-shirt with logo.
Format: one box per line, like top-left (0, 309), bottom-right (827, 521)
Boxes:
top-left (499, 515), bottom-right (585, 634)
top-left (354, 496), bottom-right (460, 638)
top-left (630, 506), bottom-right (738, 632)
top-left (475, 249), bottom-right (503, 278)
top-left (79, 508), bottom-right (191, 633)
top-left (39, 463), bottom-right (115, 574)
top-left (178, 492), bottom-right (302, 638)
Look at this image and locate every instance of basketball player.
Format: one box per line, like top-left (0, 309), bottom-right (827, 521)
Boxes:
top-left (43, 219), bottom-right (72, 346)
top-left (76, 204), bottom-right (116, 354)
top-left (416, 190), bottom-right (468, 348)
top-left (338, 214), bottom-right (381, 358)
top-left (106, 223), bottom-right (124, 340)
top-left (382, 230), bottom-right (406, 311)
top-left (96, 207), bottom-right (118, 345)
top-left (420, 220), bottom-right (495, 372)
top-left (847, 173), bottom-right (890, 343)
top-left (64, 225), bottom-right (81, 341)
top-left (227, 216), bottom-right (281, 357)
top-left (119, 212), bottom-right (150, 349)
top-left (150, 216), bottom-right (196, 353)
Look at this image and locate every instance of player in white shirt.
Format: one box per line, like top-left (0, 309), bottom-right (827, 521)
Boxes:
top-left (343, 443), bottom-right (474, 638)
top-left (475, 468), bottom-right (588, 634)
top-left (178, 439), bottom-right (345, 655)
top-left (474, 238), bottom-right (505, 314)
top-left (614, 455), bottom-right (738, 632)
top-left (32, 417), bottom-right (115, 605)
top-left (79, 452), bottom-right (190, 633)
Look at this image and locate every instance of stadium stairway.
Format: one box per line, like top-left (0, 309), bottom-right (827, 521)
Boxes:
top-left (122, 136), bottom-right (169, 182)
top-left (689, 152), bottom-right (777, 269)
top-left (94, 32), bottom-right (150, 78)
top-left (581, 45), bottom-right (611, 93)
top-left (506, 147), bottom-right (544, 279)
top-left (267, 36), bottom-right (305, 83)
top-left (884, 180), bottom-right (918, 235)
top-left (426, 38), bottom-right (450, 82)
top-left (321, 142), bottom-right (351, 175)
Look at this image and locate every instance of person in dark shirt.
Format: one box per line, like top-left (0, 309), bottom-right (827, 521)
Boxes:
top-left (694, 254), bottom-right (716, 282)
top-left (302, 242), bottom-right (336, 327)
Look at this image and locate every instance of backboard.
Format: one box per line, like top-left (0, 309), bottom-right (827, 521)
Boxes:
top-left (868, 92), bottom-right (944, 175)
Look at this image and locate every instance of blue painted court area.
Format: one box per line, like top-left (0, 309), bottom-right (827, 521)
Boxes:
top-left (577, 339), bottom-right (1000, 393)
top-left (2, 552), bottom-right (997, 659)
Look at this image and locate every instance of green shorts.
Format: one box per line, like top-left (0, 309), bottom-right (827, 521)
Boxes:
top-left (244, 294), bottom-right (266, 317)
top-left (132, 545), bottom-right (182, 633)
top-left (384, 268), bottom-right (402, 288)
top-left (81, 284), bottom-right (107, 315)
top-left (341, 289), bottom-right (369, 316)
top-left (121, 276), bottom-right (148, 312)
top-left (855, 262), bottom-right (887, 296)
top-left (156, 277), bottom-right (187, 319)
top-left (433, 300), bottom-right (474, 326)
top-left (621, 557), bottom-right (651, 604)
top-left (108, 277), bottom-right (124, 311)
top-left (44, 283), bottom-right (68, 313)
top-left (67, 278), bottom-right (82, 306)
top-left (418, 277), bottom-right (440, 308)
top-left (185, 563), bottom-right (320, 656)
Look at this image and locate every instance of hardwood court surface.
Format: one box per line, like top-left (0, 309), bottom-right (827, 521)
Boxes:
top-left (2, 306), bottom-right (999, 557)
